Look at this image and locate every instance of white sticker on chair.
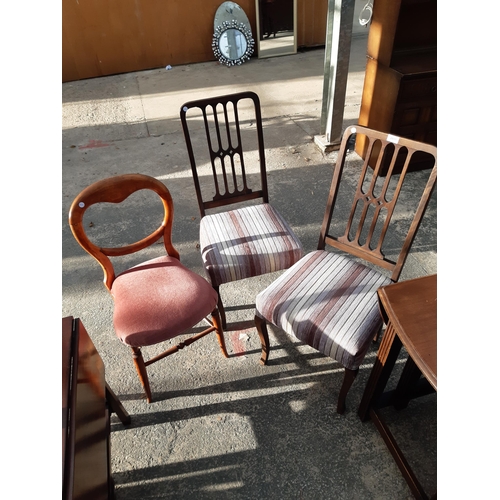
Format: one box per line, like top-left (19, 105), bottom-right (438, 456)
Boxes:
top-left (387, 134), bottom-right (400, 144)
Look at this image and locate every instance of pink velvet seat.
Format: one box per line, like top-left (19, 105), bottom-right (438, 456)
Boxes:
top-left (111, 256), bottom-right (219, 347)
top-left (69, 173), bottom-right (228, 403)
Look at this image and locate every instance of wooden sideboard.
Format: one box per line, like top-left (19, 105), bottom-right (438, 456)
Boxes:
top-left (356, 0), bottom-right (437, 174)
top-left (63, 317), bottom-right (130, 500)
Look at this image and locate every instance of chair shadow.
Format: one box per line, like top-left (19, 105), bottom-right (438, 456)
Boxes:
top-left (109, 331), bottom-right (436, 499)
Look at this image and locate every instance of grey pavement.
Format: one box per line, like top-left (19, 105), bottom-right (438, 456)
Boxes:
top-left (62, 34), bottom-right (436, 499)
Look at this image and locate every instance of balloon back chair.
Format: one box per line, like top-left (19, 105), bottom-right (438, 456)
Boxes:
top-left (68, 173), bottom-right (228, 403)
top-left (179, 91), bottom-right (304, 328)
top-left (254, 125), bottom-right (437, 413)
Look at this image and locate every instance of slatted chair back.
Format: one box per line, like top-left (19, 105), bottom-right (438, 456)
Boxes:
top-left (318, 125), bottom-right (437, 282)
top-left (180, 91), bottom-right (268, 217)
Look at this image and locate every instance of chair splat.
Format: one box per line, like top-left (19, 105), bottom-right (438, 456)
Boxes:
top-left (322, 127), bottom-right (437, 280)
top-left (202, 99), bottom-right (251, 201)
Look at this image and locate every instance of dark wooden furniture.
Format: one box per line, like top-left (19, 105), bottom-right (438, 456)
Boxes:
top-left (63, 316), bottom-right (131, 500)
top-left (180, 91), bottom-right (303, 328)
top-left (254, 125), bottom-right (437, 413)
top-left (68, 174), bottom-right (228, 403)
top-left (358, 274), bottom-right (437, 500)
top-left (356, 0), bottom-right (437, 174)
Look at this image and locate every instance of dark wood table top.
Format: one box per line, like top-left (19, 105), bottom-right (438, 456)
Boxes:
top-left (378, 274), bottom-right (437, 390)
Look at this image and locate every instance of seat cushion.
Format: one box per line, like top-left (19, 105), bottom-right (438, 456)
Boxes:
top-left (111, 256), bottom-right (218, 347)
top-left (199, 203), bottom-right (304, 286)
top-left (255, 250), bottom-right (391, 370)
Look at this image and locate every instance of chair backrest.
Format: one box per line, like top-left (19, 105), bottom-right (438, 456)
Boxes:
top-left (180, 91), bottom-right (268, 217)
top-left (68, 173), bottom-right (180, 291)
top-left (318, 125), bottom-right (437, 282)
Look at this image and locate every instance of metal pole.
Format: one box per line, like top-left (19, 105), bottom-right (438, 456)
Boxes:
top-left (315, 0), bottom-right (356, 152)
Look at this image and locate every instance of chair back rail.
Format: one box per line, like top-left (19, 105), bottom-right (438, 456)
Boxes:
top-left (69, 173), bottom-right (180, 291)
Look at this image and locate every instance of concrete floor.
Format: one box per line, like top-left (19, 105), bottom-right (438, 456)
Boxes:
top-left (62, 35), bottom-right (437, 499)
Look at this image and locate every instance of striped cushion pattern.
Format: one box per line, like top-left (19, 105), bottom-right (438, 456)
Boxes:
top-left (255, 250), bottom-right (391, 370)
top-left (199, 203), bottom-right (304, 286)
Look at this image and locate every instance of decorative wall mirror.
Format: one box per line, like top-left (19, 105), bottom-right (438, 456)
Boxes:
top-left (213, 2), bottom-right (255, 66)
top-left (255, 0), bottom-right (297, 58)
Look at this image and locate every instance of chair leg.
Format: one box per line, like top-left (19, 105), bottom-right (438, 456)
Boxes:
top-left (211, 308), bottom-right (229, 358)
top-left (214, 285), bottom-right (227, 329)
top-left (337, 367), bottom-right (359, 414)
top-left (131, 346), bottom-right (153, 403)
top-left (254, 314), bottom-right (270, 365)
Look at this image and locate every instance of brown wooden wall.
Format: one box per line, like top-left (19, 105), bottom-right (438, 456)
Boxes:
top-left (297, 0), bottom-right (327, 47)
top-left (62, 0), bottom-right (327, 82)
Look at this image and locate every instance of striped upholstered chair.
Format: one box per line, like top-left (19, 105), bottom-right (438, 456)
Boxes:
top-left (254, 125), bottom-right (437, 413)
top-left (180, 91), bottom-right (304, 328)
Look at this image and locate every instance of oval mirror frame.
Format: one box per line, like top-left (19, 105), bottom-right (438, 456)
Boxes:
top-left (213, 21), bottom-right (254, 66)
top-left (213, 2), bottom-right (255, 66)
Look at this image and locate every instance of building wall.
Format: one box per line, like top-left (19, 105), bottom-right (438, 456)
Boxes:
top-left (62, 0), bottom-right (328, 82)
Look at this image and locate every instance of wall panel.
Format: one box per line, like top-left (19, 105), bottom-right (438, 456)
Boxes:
top-left (62, 0), bottom-right (327, 82)
top-left (297, 0), bottom-right (327, 48)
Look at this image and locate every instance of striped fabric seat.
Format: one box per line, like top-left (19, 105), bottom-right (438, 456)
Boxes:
top-left (255, 250), bottom-right (391, 370)
top-left (200, 203), bottom-right (304, 287)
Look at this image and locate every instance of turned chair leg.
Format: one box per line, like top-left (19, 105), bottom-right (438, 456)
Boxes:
top-left (337, 367), bottom-right (359, 414)
top-left (211, 308), bottom-right (229, 358)
top-left (254, 314), bottom-right (270, 365)
top-left (131, 346), bottom-right (153, 403)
